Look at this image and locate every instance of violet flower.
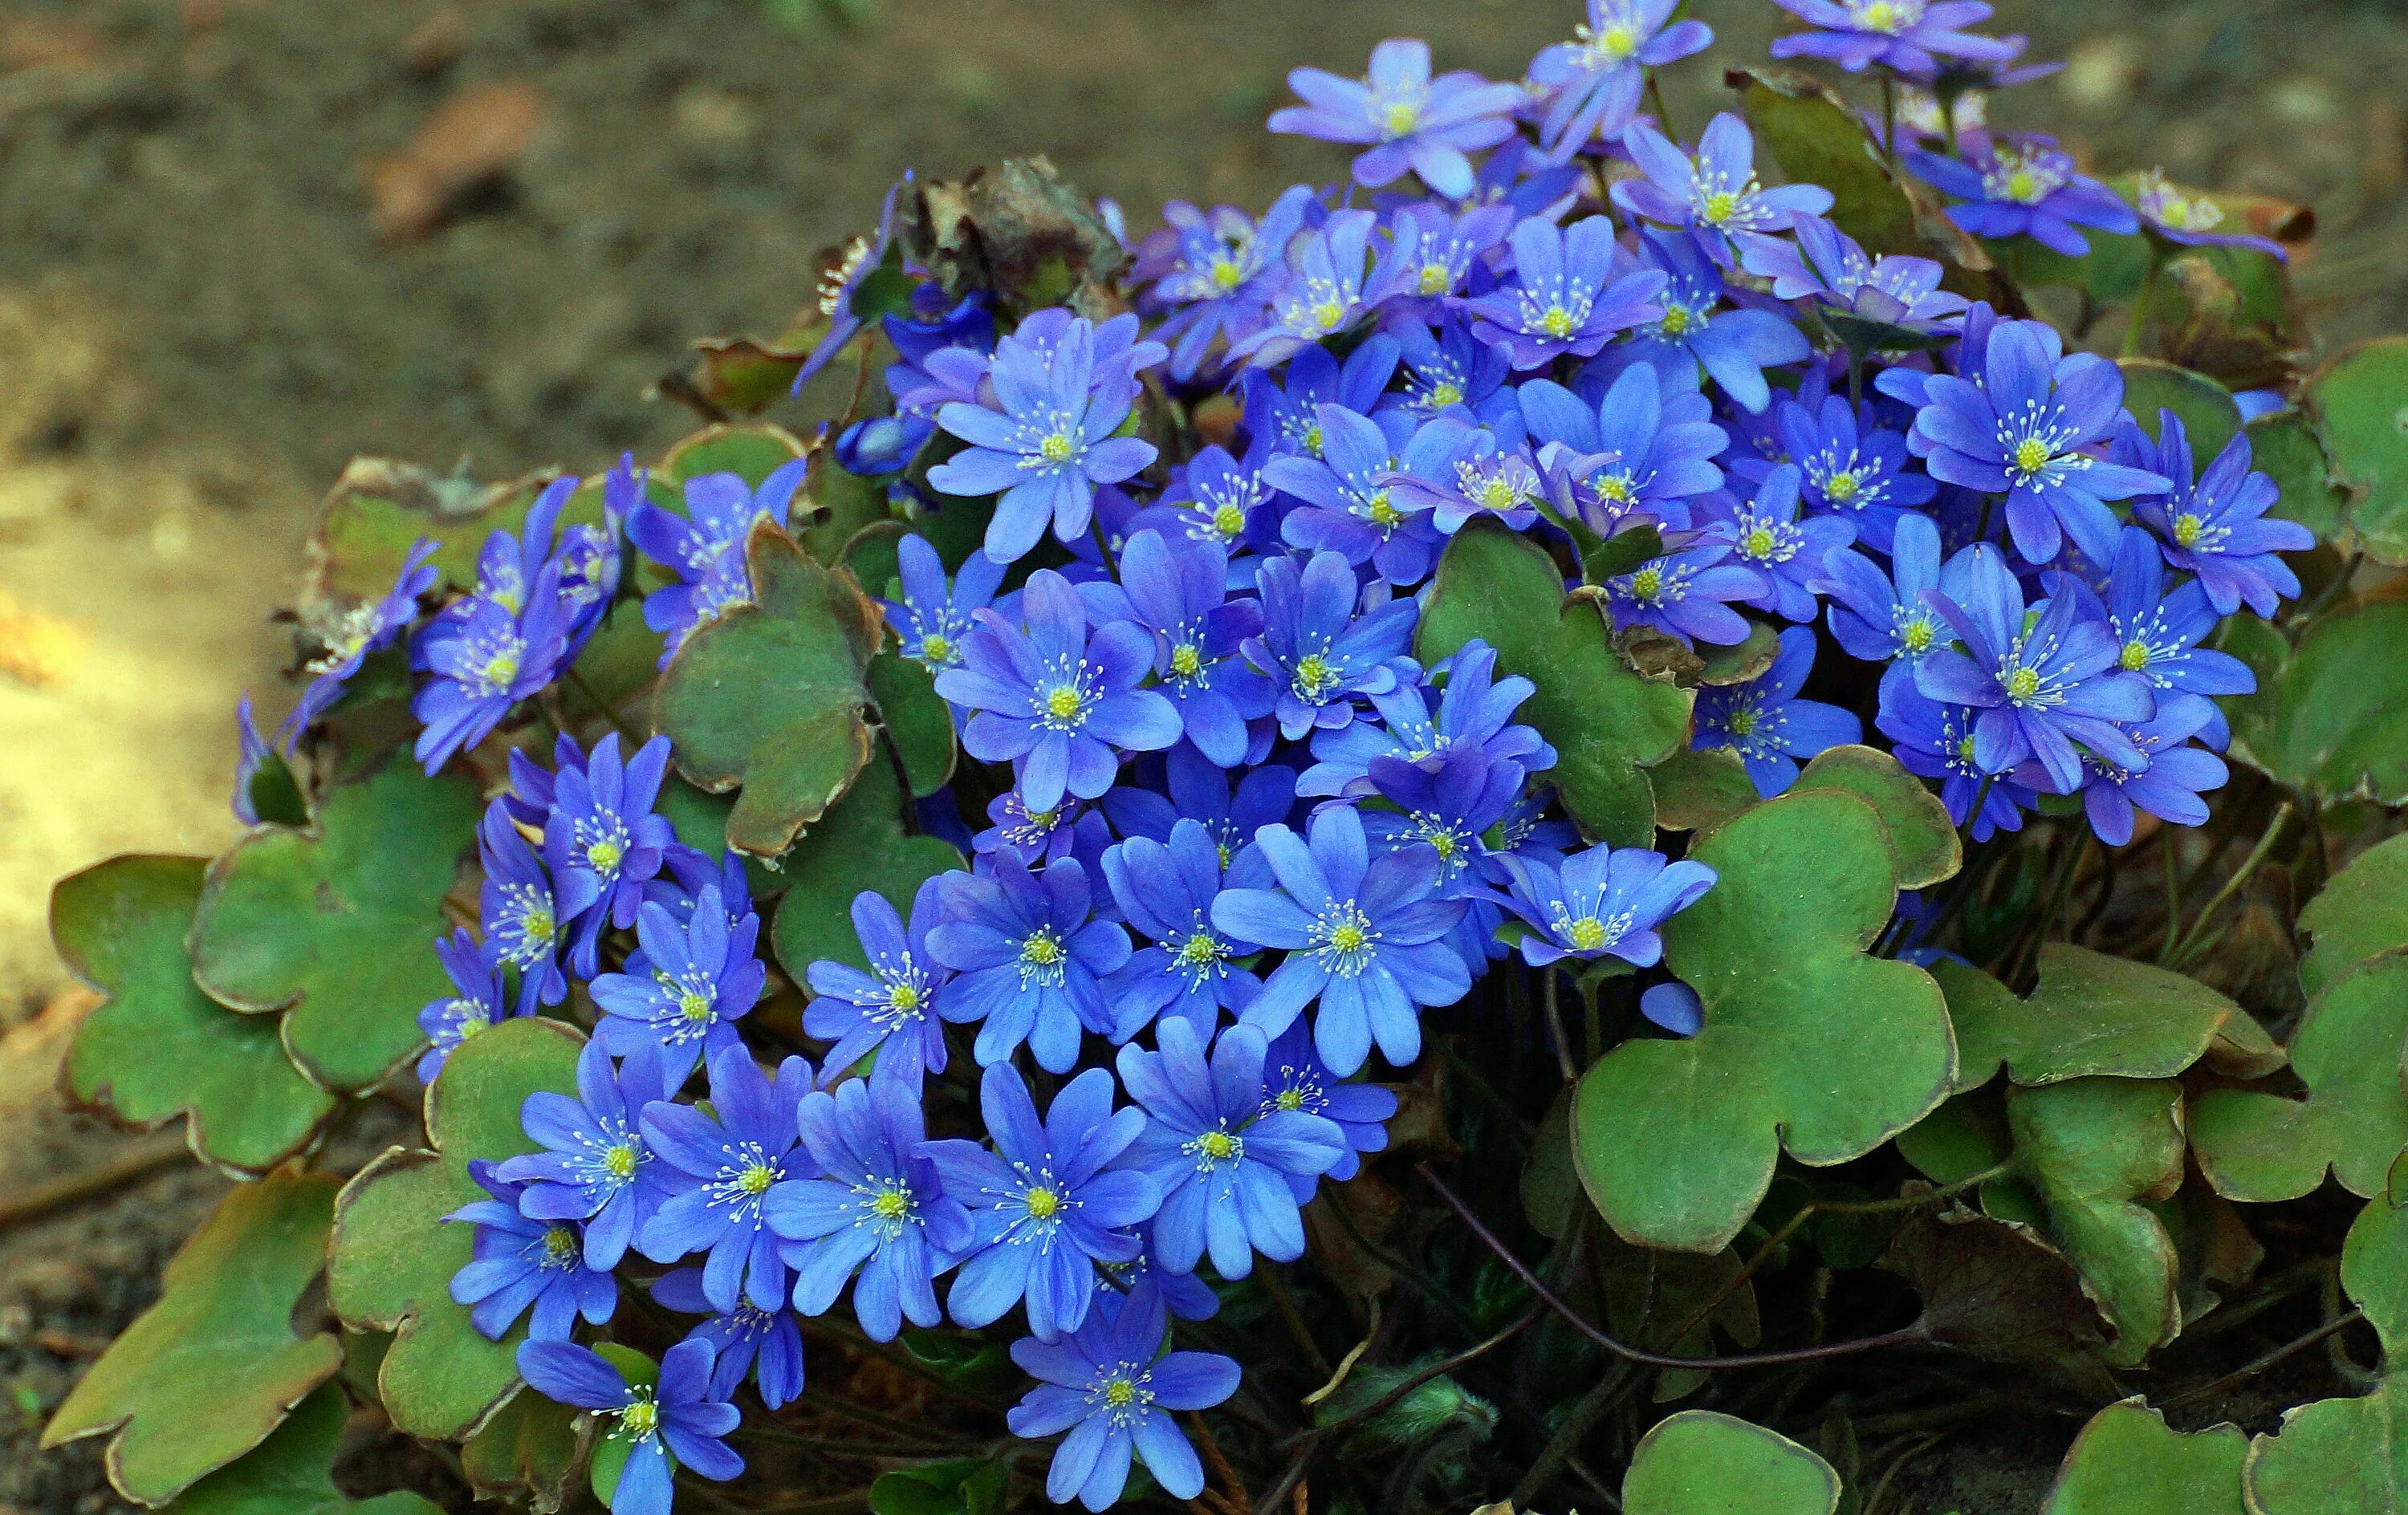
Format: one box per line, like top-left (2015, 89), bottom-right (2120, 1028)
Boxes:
top-left (1267, 39), bottom-right (1524, 198)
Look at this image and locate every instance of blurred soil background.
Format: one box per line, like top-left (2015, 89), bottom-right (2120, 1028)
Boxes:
top-left (0, 0), bottom-right (2401, 1509)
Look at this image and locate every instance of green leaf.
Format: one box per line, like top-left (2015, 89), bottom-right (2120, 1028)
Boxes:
top-left (587, 1344), bottom-right (658, 1507)
top-left (801, 449), bottom-right (899, 566)
top-left (2249, 412), bottom-right (2351, 540)
top-left (42, 1172), bottom-right (344, 1505)
top-left (2300, 832), bottom-right (2408, 997)
top-left (188, 765), bottom-right (480, 1092)
top-left (1416, 521), bottom-right (1691, 847)
top-left (1647, 746), bottom-right (1758, 835)
top-left (459, 1387), bottom-right (585, 1514)
top-left (1995, 230), bottom-right (2154, 307)
top-left (1520, 1089), bottom-right (1579, 1241)
top-left (241, 747), bottom-right (310, 830)
top-left (2308, 335), bottom-right (2408, 565)
top-left (771, 754), bottom-right (965, 979)
top-left (661, 421), bottom-right (812, 491)
top-left (54, 856), bottom-right (335, 1174)
top-left (2190, 952), bottom-right (2408, 1203)
top-left (2118, 359), bottom-right (2243, 464)
top-left (1621, 1410), bottom-right (1841, 1515)
top-left (305, 459), bottom-right (567, 606)
top-left (654, 523), bottom-right (885, 857)
top-left (2042, 1399), bottom-right (2247, 1515)
top-left (1731, 67), bottom-right (1964, 268)
top-left (2004, 1078), bottom-right (2187, 1367)
top-left (1783, 745), bottom-right (1960, 891)
top-left (1938, 946), bottom-right (2277, 1091)
top-left (327, 1017), bottom-right (585, 1441)
top-left (1572, 790), bottom-right (1955, 1251)
top-left (159, 1384), bottom-right (441, 1515)
top-left (868, 653), bottom-right (958, 797)
top-left (2223, 599), bottom-right (2408, 806)
top-left (870, 1458), bottom-right (1010, 1515)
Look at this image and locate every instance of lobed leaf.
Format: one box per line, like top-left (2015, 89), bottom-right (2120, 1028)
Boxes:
top-left (2249, 412), bottom-right (2351, 540)
top-left (661, 421), bottom-right (813, 492)
top-left (868, 652), bottom-right (959, 798)
top-left (2298, 831), bottom-right (2408, 997)
top-left (2222, 599), bottom-right (2408, 806)
top-left (43, 1171), bottom-right (345, 1505)
top-left (1938, 947), bottom-right (2278, 1091)
top-left (1416, 521), bottom-right (1691, 848)
top-left (2004, 1078), bottom-right (2187, 1367)
top-left (2239, 1198), bottom-right (2408, 1513)
top-left (770, 753), bottom-right (966, 977)
top-left (54, 855), bottom-right (335, 1174)
top-left (305, 457), bottom-right (575, 607)
top-left (1779, 745), bottom-right (1959, 890)
top-left (2307, 335), bottom-right (2408, 566)
top-left (1572, 790), bottom-right (1955, 1252)
top-left (326, 1017), bottom-right (584, 1442)
top-left (1621, 1409), bottom-right (1841, 1515)
top-left (2119, 359), bottom-right (2243, 464)
top-left (159, 1383), bottom-right (441, 1515)
top-left (2041, 1399), bottom-right (2247, 1515)
top-left (1729, 66), bottom-right (1984, 274)
top-left (459, 1386), bottom-right (585, 1514)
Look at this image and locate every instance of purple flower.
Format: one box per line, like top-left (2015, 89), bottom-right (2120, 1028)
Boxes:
top-left (231, 697), bottom-right (277, 826)
top-left (2090, 525), bottom-right (2257, 725)
top-left (637, 1047), bottom-right (815, 1314)
top-left (1361, 748), bottom-right (1523, 895)
top-left (928, 311), bottom-right (1166, 563)
top-left (1229, 210), bottom-right (1418, 367)
top-left (1519, 364), bottom-right (1728, 534)
top-left (589, 886), bottom-right (766, 1089)
top-left (1133, 445), bottom-right (1278, 559)
top-left (516, 1338), bottom-right (742, 1515)
top-left (885, 287), bottom-right (997, 416)
top-left (1133, 189), bottom-right (1318, 379)
top-left (1102, 818), bottom-right (1267, 1033)
top-left (1382, 202), bottom-right (1517, 318)
top-left (1259, 1020), bottom-right (1394, 1192)
top-left (1243, 550), bottom-right (1420, 740)
top-left (1820, 510), bottom-right (1953, 668)
top-left (1462, 214), bottom-right (1667, 368)
top-left (1692, 626), bottom-right (1865, 796)
top-left (882, 534), bottom-right (1006, 675)
top-left (1768, 0), bottom-right (2020, 76)
top-left (1211, 803), bottom-right (1470, 1074)
top-left (1385, 316), bottom-right (1515, 427)
top-left (478, 798), bottom-right (566, 1017)
top-left (409, 556), bottom-right (572, 773)
top-left (2131, 170), bottom-right (2288, 258)
top-left (628, 461), bottom-right (808, 663)
top-left (976, 792), bottom-right (1108, 869)
top-left (1269, 404), bottom-right (1442, 587)
top-left (926, 855), bottom-right (1133, 1072)
top-left (1382, 417), bottom-right (1548, 536)
top-left (649, 1269), bottom-right (803, 1411)
top-left (1006, 1282), bottom-right (1240, 1511)
top-left (1114, 1020), bottom-right (1344, 1276)
top-left (1906, 133), bottom-right (2138, 258)
top-left (495, 1039), bottom-right (677, 1271)
top-left (803, 879), bottom-right (954, 1087)
top-left (1242, 323), bottom-right (1400, 461)
top-left (1490, 839), bottom-right (1717, 968)
top-left (1912, 544), bottom-right (2154, 793)
top-left (763, 1070), bottom-right (974, 1342)
top-left (1877, 678), bottom-right (2034, 840)
top-left (1525, 1), bottom-right (1714, 163)
top-left (445, 1162), bottom-right (615, 1342)
top-left (1700, 464), bottom-right (1858, 623)
top-left (543, 733), bottom-right (675, 980)
top-left (1623, 228), bottom-right (1812, 414)
top-left (795, 173), bottom-right (907, 392)
top-left (925, 1065), bottom-right (1158, 1341)
top-left (1908, 318), bottom-right (2168, 566)
top-left (2125, 412), bottom-right (2312, 618)
top-left (1300, 639), bottom-right (1555, 799)
top-left (2054, 694), bottom-right (2230, 847)
top-left (1773, 389), bottom-right (1938, 550)
top-left (1604, 540), bottom-right (1766, 648)
top-left (285, 540), bottom-right (437, 739)
top-left (1101, 530), bottom-right (1271, 766)
top-left (836, 415), bottom-right (933, 478)
top-left (1101, 745), bottom-right (1299, 869)
top-left (1613, 114), bottom-right (1835, 263)
top-left (1738, 216), bottom-right (1971, 334)
top-left (1267, 39), bottom-right (1524, 199)
top-left (416, 928), bottom-right (513, 1084)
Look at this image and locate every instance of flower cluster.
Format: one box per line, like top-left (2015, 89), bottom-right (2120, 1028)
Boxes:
top-left (229, 3), bottom-right (2319, 1512)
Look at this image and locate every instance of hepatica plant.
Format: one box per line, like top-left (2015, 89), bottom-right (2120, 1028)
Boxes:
top-left (41, 6), bottom-right (2408, 1515)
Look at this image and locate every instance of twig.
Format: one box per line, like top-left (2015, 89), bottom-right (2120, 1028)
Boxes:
top-left (1543, 968), bottom-right (1578, 1084)
top-left (563, 664), bottom-right (638, 744)
top-left (2158, 1310), bottom-right (2367, 1411)
top-left (1257, 1264), bottom-right (1333, 1380)
top-left (1417, 1165), bottom-right (1933, 1370)
top-left (2168, 802), bottom-right (2293, 968)
top-left (1186, 1411), bottom-right (1253, 1515)
top-left (784, 1387), bottom-right (978, 1452)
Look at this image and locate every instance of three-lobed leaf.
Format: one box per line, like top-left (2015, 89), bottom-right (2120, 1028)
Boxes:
top-left (159, 1384), bottom-right (441, 1515)
top-left (2222, 598), bottom-right (2408, 806)
top-left (1621, 1410), bottom-right (1841, 1515)
top-left (2298, 831), bottom-right (2408, 997)
top-left (1937, 947), bottom-right (2278, 1092)
top-left (2307, 335), bottom-right (2408, 566)
top-left (2004, 1078), bottom-right (2188, 1367)
top-left (2239, 1197), bottom-right (2408, 1513)
top-left (2042, 1399), bottom-right (2247, 1515)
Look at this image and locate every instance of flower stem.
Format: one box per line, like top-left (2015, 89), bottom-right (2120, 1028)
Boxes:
top-left (563, 664), bottom-right (638, 743)
top-left (2167, 802), bottom-right (2294, 969)
top-left (2123, 254), bottom-right (2162, 358)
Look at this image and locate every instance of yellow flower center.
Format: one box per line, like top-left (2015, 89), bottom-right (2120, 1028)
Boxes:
top-left (587, 838), bottom-right (623, 875)
top-left (2119, 640), bottom-right (2151, 672)
top-left (679, 989), bottom-right (714, 1023)
top-left (542, 1226), bottom-right (579, 1263)
top-left (2172, 513), bottom-right (2204, 547)
top-left (1859, 0), bottom-right (1908, 31)
top-left (872, 1188), bottom-right (911, 1221)
top-left (1700, 190), bottom-right (1739, 224)
top-left (1594, 473), bottom-right (1635, 505)
top-left (920, 632), bottom-right (954, 664)
top-left (604, 1143), bottom-right (639, 1180)
top-left (1902, 619), bottom-right (1935, 653)
top-left (1426, 381), bottom-right (1463, 409)
top-left (1210, 502), bottom-right (1246, 538)
top-left (1294, 653), bottom-right (1337, 699)
top-left (1198, 1130), bottom-right (1239, 1160)
top-left (887, 982), bottom-right (921, 1013)
top-left (1743, 526), bottom-right (1777, 558)
top-left (1824, 470), bottom-right (1862, 503)
top-left (1418, 262), bottom-right (1452, 295)
top-left (738, 1163), bottom-right (776, 1196)
top-left (1327, 921), bottom-right (1368, 954)
top-left (1275, 1087), bottom-right (1307, 1111)
top-left (1022, 930), bottom-right (1064, 968)
top-left (1045, 684), bottom-right (1084, 721)
top-left (1381, 101), bottom-right (1420, 136)
top-left (1104, 1378), bottom-right (1139, 1408)
top-left (1025, 1187), bottom-right (1062, 1220)
top-left (1629, 567), bottom-right (1665, 600)
top-left (2007, 666), bottom-right (2042, 701)
top-left (1540, 304), bottom-right (1576, 339)
top-left (1177, 933), bottom-right (1225, 969)
top-left (1365, 490), bottom-right (1401, 528)
top-left (1728, 707), bottom-right (1759, 737)
top-left (1170, 643), bottom-right (1203, 678)
top-left (1039, 432), bottom-right (1076, 464)
top-left (484, 647), bottom-right (522, 688)
top-left (1568, 916), bottom-right (1609, 951)
top-left (2004, 169), bottom-right (2040, 201)
top-left (1311, 299), bottom-right (1345, 332)
top-left (619, 1396), bottom-right (660, 1439)
top-left (1210, 257), bottom-right (1245, 290)
top-left (1660, 304), bottom-right (1694, 336)
top-left (2012, 437), bottom-right (2053, 475)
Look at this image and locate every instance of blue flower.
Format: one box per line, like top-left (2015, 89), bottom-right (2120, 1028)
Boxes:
top-left (285, 540), bottom-right (437, 738)
top-left (1230, 210), bottom-right (1418, 367)
top-left (478, 798), bottom-right (566, 1017)
top-left (2131, 169), bottom-right (2290, 258)
top-left (231, 697), bottom-right (277, 825)
top-left (409, 553), bottom-right (572, 773)
top-left (1909, 317), bottom-right (2167, 566)
top-left (794, 173), bottom-right (907, 392)
top-left (2125, 412), bottom-right (2314, 619)
top-left (1772, 388), bottom-right (1937, 550)
top-left (804, 879), bottom-right (954, 1087)
top-left (1621, 228), bottom-right (1812, 414)
top-left (1006, 1281), bottom-right (1240, 1511)
top-left (1462, 214), bottom-right (1666, 368)
top-left (445, 1162), bottom-right (616, 1342)
top-left (1768, 0), bottom-right (2020, 75)
top-left (763, 1070), bottom-right (974, 1342)
top-left (1737, 216), bottom-right (1971, 335)
top-left (1100, 745), bottom-right (1299, 870)
top-left (1267, 404), bottom-right (1442, 587)
top-left (1911, 544), bottom-right (2154, 793)
top-left (1382, 202), bottom-right (1517, 319)
top-left (1113, 1020), bottom-right (1344, 1276)
top-left (627, 461), bottom-right (809, 663)
top-left (1362, 748), bottom-right (1523, 892)
top-left (1243, 550), bottom-right (1420, 740)
top-left (2048, 694), bottom-right (2229, 847)
top-left (1820, 510), bottom-right (1953, 670)
top-left (1490, 839), bottom-right (1718, 969)
top-left (545, 733), bottom-right (676, 979)
top-left (936, 570), bottom-right (1183, 814)
top-left (1641, 981), bottom-right (1703, 1036)
top-left (416, 928), bottom-right (513, 1084)
top-left (1132, 445), bottom-right (1277, 558)
top-left (1877, 678), bottom-right (2035, 841)
top-left (924, 1064), bottom-right (1158, 1341)
top-left (1384, 316), bottom-right (1515, 427)
top-left (1382, 417), bottom-right (1548, 536)
top-left (836, 414), bottom-right (934, 478)
top-left (885, 287), bottom-right (996, 416)
top-left (1267, 39), bottom-right (1523, 198)
top-left (2089, 526), bottom-right (2257, 733)
top-left (1103, 530), bottom-right (1271, 766)
top-left (975, 792), bottom-right (1110, 870)
top-left (1613, 114), bottom-right (1835, 263)
top-left (516, 1338), bottom-right (742, 1515)
top-left (1243, 331), bottom-right (1401, 461)
top-left (638, 1047), bottom-right (815, 1314)
top-left (1211, 803), bottom-right (1469, 1074)
top-left (496, 1039), bottom-right (677, 1270)
top-left (1258, 1020), bottom-right (1395, 1192)
top-left (926, 855), bottom-right (1133, 1072)
top-left (1102, 818), bottom-right (1266, 1033)
top-left (1132, 189), bottom-right (1318, 379)
top-left (589, 886), bottom-right (767, 1089)
top-left (1524, 1), bottom-right (1714, 162)
top-left (1693, 627), bottom-right (1864, 796)
top-left (1699, 464), bottom-right (1857, 623)
top-left (1519, 363), bottom-right (1729, 534)
top-left (1300, 639), bottom-right (1554, 799)
top-left (1604, 540), bottom-right (1766, 648)
top-left (927, 311), bottom-right (1166, 563)
top-left (1906, 133), bottom-right (2139, 258)
top-left (649, 1268), bottom-right (803, 1411)
top-left (881, 533), bottom-right (1006, 674)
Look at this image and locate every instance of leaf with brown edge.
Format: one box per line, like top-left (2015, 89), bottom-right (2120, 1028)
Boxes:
top-left (1935, 947), bottom-right (2280, 1094)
